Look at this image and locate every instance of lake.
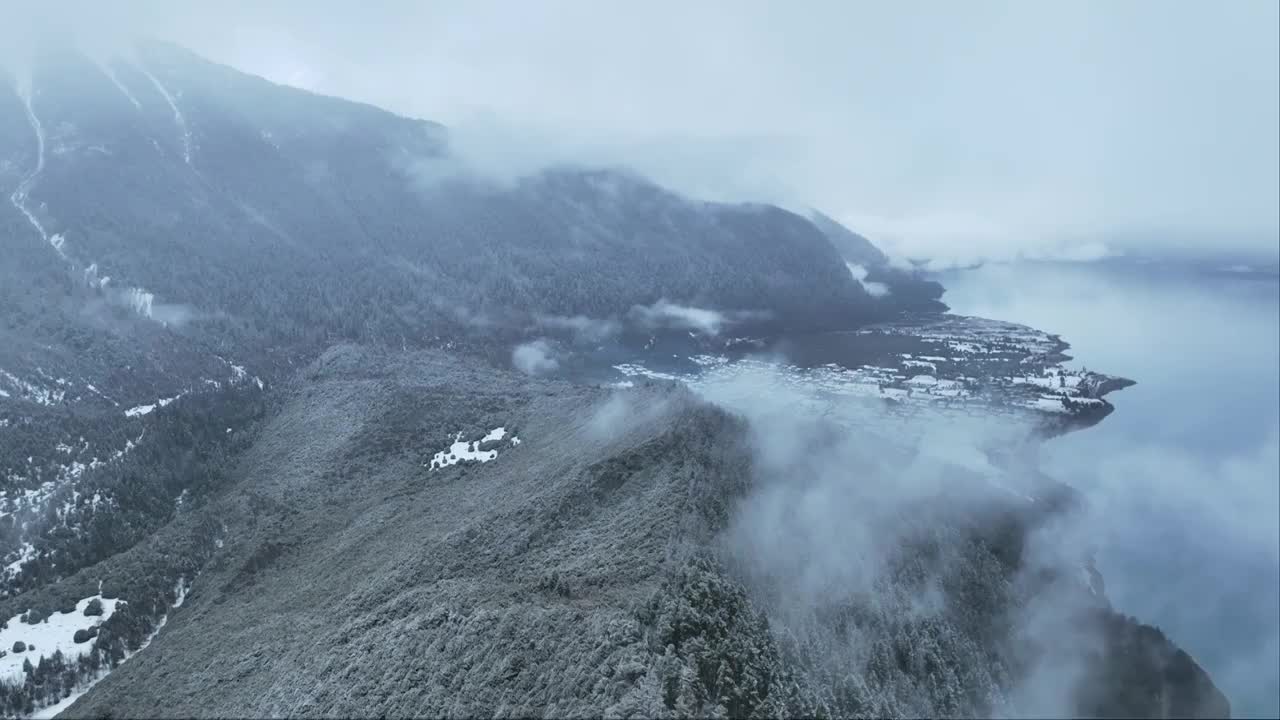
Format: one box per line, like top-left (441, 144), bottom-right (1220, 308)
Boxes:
top-left (940, 259), bottom-right (1280, 718)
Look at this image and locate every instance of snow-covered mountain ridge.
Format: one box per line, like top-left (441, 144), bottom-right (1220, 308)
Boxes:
top-left (0, 37), bottom-right (1225, 719)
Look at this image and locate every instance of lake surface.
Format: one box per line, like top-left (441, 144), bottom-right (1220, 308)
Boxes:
top-left (940, 259), bottom-right (1280, 718)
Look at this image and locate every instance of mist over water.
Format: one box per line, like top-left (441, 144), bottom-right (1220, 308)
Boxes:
top-left (940, 259), bottom-right (1280, 718)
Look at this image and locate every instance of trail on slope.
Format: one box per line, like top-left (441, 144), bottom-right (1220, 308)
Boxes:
top-left (94, 59), bottom-right (143, 110)
top-left (8, 78), bottom-right (67, 262)
top-left (6, 76), bottom-right (170, 323)
top-left (139, 64), bottom-right (191, 164)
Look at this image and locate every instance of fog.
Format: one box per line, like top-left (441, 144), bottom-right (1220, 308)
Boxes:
top-left (673, 260), bottom-right (1277, 714)
top-left (847, 264), bottom-right (891, 298)
top-left (512, 339), bottom-right (560, 376)
top-left (6, 0), bottom-right (1278, 266)
top-left (533, 314), bottom-right (620, 344)
top-left (697, 358), bottom-right (1112, 715)
top-left (2, 1), bottom-right (1275, 714)
top-left (942, 260), bottom-right (1280, 718)
top-left (628, 300), bottom-right (732, 336)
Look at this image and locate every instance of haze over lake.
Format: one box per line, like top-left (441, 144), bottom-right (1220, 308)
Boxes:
top-left (942, 259), bottom-right (1280, 718)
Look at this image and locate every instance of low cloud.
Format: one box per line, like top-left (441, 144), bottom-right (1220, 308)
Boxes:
top-left (429, 298), bottom-right (498, 330)
top-left (941, 260), bottom-right (1280, 716)
top-left (8, 2), bottom-right (1278, 267)
top-left (148, 302), bottom-right (198, 328)
top-left (696, 361), bottom-right (1108, 715)
top-left (628, 299), bottom-right (731, 336)
top-left (585, 391), bottom-right (674, 443)
top-left (512, 339), bottom-right (559, 375)
top-left (1049, 426), bottom-right (1280, 714)
top-left (534, 313), bottom-right (621, 344)
top-left (846, 262), bottom-right (890, 298)
top-left (712, 368), bottom-right (1036, 605)
top-left (396, 152), bottom-right (470, 192)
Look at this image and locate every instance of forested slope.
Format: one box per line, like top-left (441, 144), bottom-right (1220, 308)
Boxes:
top-left (3, 41), bottom-right (941, 357)
top-left (0, 38), bottom-right (1228, 719)
top-left (0, 36), bottom-right (939, 632)
top-left (0, 347), bottom-right (1223, 719)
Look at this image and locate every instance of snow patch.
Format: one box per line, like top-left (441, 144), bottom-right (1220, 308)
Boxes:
top-left (125, 404), bottom-right (154, 418)
top-left (27, 582), bottom-right (187, 718)
top-left (3, 543), bottom-right (36, 578)
top-left (172, 578), bottom-right (188, 608)
top-left (1027, 395), bottom-right (1070, 413)
top-left (83, 263), bottom-right (110, 290)
top-left (0, 370), bottom-right (66, 406)
top-left (124, 287), bottom-right (154, 318)
top-left (428, 428), bottom-right (508, 470)
top-left (123, 393), bottom-right (183, 418)
top-left (902, 359), bottom-right (937, 372)
top-left (613, 363), bottom-right (682, 383)
top-left (83, 384), bottom-right (117, 406)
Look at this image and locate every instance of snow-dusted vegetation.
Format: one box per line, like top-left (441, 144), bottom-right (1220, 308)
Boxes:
top-left (0, 31), bottom-right (1226, 720)
top-left (611, 314), bottom-right (1129, 441)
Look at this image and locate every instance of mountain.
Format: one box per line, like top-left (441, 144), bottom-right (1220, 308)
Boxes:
top-left (0, 38), bottom-right (941, 608)
top-left (0, 39), bottom-right (1227, 718)
top-left (806, 209), bottom-right (946, 312)
top-left (3, 41), bottom-right (940, 354)
top-left (1, 347), bottom-right (1227, 718)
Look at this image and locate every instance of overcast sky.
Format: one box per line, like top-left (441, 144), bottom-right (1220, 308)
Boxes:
top-left (14, 0), bottom-right (1280, 264)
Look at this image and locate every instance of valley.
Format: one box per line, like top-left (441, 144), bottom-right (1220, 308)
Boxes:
top-left (0, 38), bottom-right (1232, 719)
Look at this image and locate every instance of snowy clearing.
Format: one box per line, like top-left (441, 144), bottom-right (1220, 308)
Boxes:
top-left (0, 595), bottom-right (123, 684)
top-left (428, 427), bottom-right (513, 470)
top-left (123, 393), bottom-right (183, 418)
top-left (24, 580), bottom-right (188, 718)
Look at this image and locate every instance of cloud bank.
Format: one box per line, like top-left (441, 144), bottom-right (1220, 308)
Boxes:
top-left (5, 0), bottom-right (1276, 267)
top-left (846, 263), bottom-right (890, 298)
top-left (628, 300), bottom-right (729, 336)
